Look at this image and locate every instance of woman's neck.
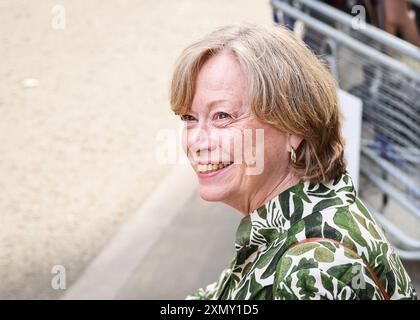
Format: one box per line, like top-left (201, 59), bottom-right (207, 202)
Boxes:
top-left (251, 171), bottom-right (300, 213)
top-left (225, 170), bottom-right (301, 216)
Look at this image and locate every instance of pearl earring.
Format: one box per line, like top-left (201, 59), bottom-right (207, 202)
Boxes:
top-left (290, 147), bottom-right (297, 163)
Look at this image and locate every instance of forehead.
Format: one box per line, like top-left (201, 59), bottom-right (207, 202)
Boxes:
top-left (192, 52), bottom-right (247, 108)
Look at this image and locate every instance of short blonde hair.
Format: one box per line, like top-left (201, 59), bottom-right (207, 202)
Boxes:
top-left (170, 23), bottom-right (346, 183)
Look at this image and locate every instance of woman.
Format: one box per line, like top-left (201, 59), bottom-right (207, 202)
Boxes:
top-left (383, 0), bottom-right (420, 47)
top-left (169, 23), bottom-right (417, 300)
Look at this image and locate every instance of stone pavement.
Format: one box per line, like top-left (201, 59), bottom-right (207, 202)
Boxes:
top-left (115, 189), bottom-right (241, 299)
top-left (0, 0), bottom-right (270, 299)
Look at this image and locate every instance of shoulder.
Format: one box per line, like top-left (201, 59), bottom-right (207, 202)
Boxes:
top-left (280, 199), bottom-right (417, 300)
top-left (272, 239), bottom-right (386, 300)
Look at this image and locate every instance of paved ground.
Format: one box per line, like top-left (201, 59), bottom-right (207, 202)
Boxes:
top-left (0, 0), bottom-right (270, 299)
top-left (114, 189), bottom-right (241, 300)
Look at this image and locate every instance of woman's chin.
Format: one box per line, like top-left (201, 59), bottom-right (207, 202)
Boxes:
top-left (198, 186), bottom-right (231, 202)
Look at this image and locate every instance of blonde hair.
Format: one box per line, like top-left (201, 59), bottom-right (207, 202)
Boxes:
top-left (170, 23), bottom-right (346, 183)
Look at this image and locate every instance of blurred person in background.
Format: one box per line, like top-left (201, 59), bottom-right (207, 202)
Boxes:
top-left (322, 0), bottom-right (420, 47)
top-left (382, 0), bottom-right (420, 46)
top-left (273, 1), bottom-right (380, 30)
top-left (169, 23), bottom-right (417, 300)
top-left (322, 0), bottom-right (379, 25)
top-left (273, 0), bottom-right (296, 29)
top-left (273, 0), bottom-right (420, 47)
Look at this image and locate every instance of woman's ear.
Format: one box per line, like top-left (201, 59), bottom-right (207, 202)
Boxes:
top-left (287, 133), bottom-right (303, 152)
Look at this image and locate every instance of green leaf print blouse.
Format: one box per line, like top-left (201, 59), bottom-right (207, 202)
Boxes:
top-left (186, 171), bottom-right (417, 300)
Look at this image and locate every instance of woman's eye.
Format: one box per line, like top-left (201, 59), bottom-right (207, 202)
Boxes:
top-left (180, 114), bottom-right (196, 122)
top-left (215, 112), bottom-right (231, 120)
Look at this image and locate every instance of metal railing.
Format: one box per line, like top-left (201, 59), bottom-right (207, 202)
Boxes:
top-left (271, 0), bottom-right (420, 260)
top-left (299, 0), bottom-right (420, 61)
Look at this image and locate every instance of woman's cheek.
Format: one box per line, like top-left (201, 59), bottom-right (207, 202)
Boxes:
top-left (182, 127), bottom-right (189, 156)
top-left (222, 128), bottom-right (242, 164)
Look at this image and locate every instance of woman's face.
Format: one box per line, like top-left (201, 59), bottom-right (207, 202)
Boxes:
top-left (181, 52), bottom-right (294, 214)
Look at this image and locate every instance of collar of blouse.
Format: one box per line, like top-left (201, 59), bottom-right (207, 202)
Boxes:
top-left (234, 170), bottom-right (356, 252)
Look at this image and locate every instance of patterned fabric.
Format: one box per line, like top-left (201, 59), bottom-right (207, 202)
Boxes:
top-left (186, 171), bottom-right (417, 300)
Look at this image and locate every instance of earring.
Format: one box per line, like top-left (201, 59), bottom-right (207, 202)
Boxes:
top-left (290, 147), bottom-right (297, 163)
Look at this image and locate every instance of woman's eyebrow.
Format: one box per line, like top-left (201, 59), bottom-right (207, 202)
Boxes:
top-left (206, 99), bottom-right (236, 109)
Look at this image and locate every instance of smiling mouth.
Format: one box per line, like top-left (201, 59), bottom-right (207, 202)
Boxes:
top-left (196, 162), bottom-right (233, 174)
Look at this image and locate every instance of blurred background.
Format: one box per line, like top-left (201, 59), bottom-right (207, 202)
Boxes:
top-left (0, 0), bottom-right (418, 299)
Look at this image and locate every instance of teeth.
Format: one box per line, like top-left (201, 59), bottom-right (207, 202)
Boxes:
top-left (197, 162), bottom-right (232, 173)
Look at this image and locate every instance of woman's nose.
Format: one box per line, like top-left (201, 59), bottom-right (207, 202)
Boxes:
top-left (186, 126), bottom-right (217, 161)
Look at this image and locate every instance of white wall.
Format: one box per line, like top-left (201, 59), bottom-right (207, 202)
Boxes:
top-left (337, 89), bottom-right (363, 191)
